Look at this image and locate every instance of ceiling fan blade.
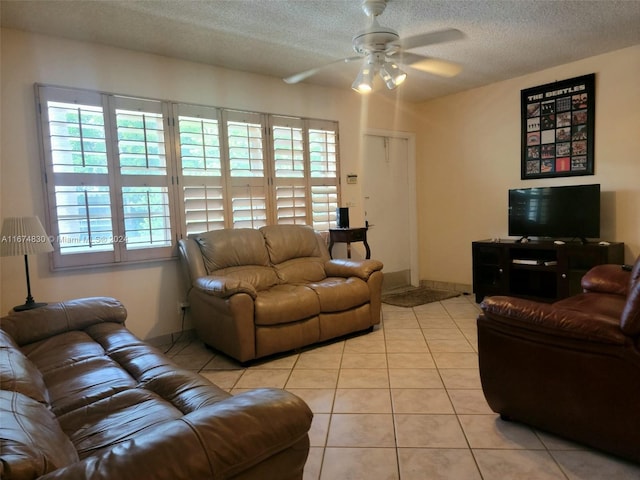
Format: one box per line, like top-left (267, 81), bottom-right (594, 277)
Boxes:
top-left (400, 28), bottom-right (465, 50)
top-left (399, 52), bottom-right (462, 78)
top-left (283, 56), bottom-right (362, 84)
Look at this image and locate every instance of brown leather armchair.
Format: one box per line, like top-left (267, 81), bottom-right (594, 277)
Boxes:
top-left (477, 255), bottom-right (640, 463)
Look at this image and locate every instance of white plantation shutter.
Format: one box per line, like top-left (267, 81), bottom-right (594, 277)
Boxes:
top-left (37, 85), bottom-right (341, 269)
top-left (224, 110), bottom-right (268, 228)
top-left (175, 104), bottom-right (226, 234)
top-left (308, 120), bottom-right (340, 231)
top-left (182, 185), bottom-right (225, 233)
top-left (47, 101), bottom-right (108, 175)
top-left (309, 122), bottom-right (338, 178)
top-left (225, 110), bottom-right (265, 178)
top-left (311, 185), bottom-right (339, 231)
top-left (271, 116), bottom-right (308, 224)
top-left (112, 97), bottom-right (174, 261)
top-left (120, 186), bottom-right (171, 249)
top-left (38, 86), bottom-right (117, 268)
top-left (231, 184), bottom-right (268, 228)
top-left (54, 186), bottom-right (113, 254)
top-left (275, 185), bottom-right (307, 224)
top-left (272, 117), bottom-right (305, 179)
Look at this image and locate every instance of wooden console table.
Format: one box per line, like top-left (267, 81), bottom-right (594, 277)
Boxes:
top-left (329, 227), bottom-right (370, 259)
top-left (472, 239), bottom-right (624, 303)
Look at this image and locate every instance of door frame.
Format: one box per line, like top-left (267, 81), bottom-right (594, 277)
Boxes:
top-left (364, 128), bottom-right (419, 287)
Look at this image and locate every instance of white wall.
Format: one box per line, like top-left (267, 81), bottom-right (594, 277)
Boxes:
top-left (0, 28), bottom-right (416, 338)
top-left (415, 45), bottom-right (640, 287)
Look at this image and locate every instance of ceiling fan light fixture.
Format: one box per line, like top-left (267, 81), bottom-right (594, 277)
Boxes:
top-left (352, 62), bottom-right (376, 93)
top-left (380, 61), bottom-right (407, 89)
top-left (283, 0), bottom-right (465, 96)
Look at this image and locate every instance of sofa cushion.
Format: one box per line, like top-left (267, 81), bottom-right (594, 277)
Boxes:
top-left (0, 346), bottom-right (49, 404)
top-left (0, 390), bottom-right (79, 480)
top-left (22, 330), bottom-right (138, 416)
top-left (140, 370), bottom-right (231, 412)
top-left (194, 228), bottom-right (271, 273)
top-left (58, 389), bottom-right (184, 460)
top-left (309, 277), bottom-right (370, 312)
top-left (581, 264), bottom-right (630, 296)
top-left (20, 330), bottom-right (105, 374)
top-left (261, 225), bottom-right (324, 265)
top-left (1, 297), bottom-right (127, 347)
top-left (273, 257), bottom-right (327, 283)
top-left (254, 285), bottom-right (320, 326)
top-left (47, 356), bottom-right (138, 417)
top-left (212, 265), bottom-right (279, 291)
top-left (554, 292), bottom-right (627, 319)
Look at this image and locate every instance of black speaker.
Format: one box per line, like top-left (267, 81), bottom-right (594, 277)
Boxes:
top-left (336, 207), bottom-right (349, 228)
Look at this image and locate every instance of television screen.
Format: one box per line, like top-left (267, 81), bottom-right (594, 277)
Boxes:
top-left (508, 184), bottom-right (600, 240)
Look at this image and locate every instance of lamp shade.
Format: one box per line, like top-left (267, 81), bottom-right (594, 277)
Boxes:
top-left (380, 61), bottom-right (407, 90)
top-left (0, 216), bottom-right (54, 257)
top-left (351, 62), bottom-right (376, 93)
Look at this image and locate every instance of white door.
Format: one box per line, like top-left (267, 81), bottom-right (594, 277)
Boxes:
top-left (362, 133), bottom-right (417, 289)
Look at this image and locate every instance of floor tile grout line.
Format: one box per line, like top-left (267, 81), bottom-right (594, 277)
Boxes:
top-left (433, 300), bottom-right (487, 480)
top-left (533, 429), bottom-right (573, 480)
top-left (415, 300), bottom-right (483, 478)
top-left (387, 308), bottom-right (403, 479)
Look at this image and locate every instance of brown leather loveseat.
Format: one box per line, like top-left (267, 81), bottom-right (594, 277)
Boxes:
top-left (0, 297), bottom-right (312, 479)
top-left (178, 225), bottom-right (384, 363)
top-left (477, 255), bottom-right (640, 463)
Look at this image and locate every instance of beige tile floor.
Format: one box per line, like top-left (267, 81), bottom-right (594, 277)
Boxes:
top-left (164, 295), bottom-right (640, 480)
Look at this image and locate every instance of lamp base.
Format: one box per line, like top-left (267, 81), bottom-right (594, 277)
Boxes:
top-left (13, 301), bottom-right (48, 312)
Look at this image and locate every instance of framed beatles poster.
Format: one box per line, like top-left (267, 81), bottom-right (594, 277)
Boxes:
top-left (521, 73), bottom-right (595, 179)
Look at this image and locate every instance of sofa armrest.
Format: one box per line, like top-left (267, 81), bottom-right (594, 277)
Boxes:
top-left (325, 258), bottom-right (383, 281)
top-left (1, 297), bottom-right (126, 347)
top-left (194, 276), bottom-right (258, 300)
top-left (480, 296), bottom-right (626, 345)
top-left (581, 264), bottom-right (631, 296)
top-left (39, 388), bottom-right (312, 480)
top-left (178, 237), bottom-right (208, 289)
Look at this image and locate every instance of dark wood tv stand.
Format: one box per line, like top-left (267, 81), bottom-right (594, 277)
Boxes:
top-left (472, 239), bottom-right (624, 303)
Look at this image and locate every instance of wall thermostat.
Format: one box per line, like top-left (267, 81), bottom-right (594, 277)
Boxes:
top-left (346, 174), bottom-right (358, 184)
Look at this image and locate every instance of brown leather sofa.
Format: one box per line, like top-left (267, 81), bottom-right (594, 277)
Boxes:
top-left (0, 297), bottom-right (312, 480)
top-left (178, 225), bottom-right (384, 363)
top-left (478, 255), bottom-right (640, 463)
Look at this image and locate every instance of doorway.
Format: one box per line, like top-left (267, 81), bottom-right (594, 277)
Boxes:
top-left (362, 131), bottom-right (418, 290)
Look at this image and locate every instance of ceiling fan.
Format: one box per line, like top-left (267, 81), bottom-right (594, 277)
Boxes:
top-left (283, 0), bottom-right (465, 93)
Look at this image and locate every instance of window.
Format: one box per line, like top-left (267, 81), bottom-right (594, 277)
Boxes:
top-left (36, 85), bottom-right (340, 269)
top-left (39, 88), bottom-right (115, 268)
top-left (113, 98), bottom-right (174, 261)
top-left (272, 116), bottom-right (307, 225)
top-left (224, 110), bottom-right (268, 229)
top-left (308, 122), bottom-right (339, 231)
top-left (175, 104), bottom-right (225, 235)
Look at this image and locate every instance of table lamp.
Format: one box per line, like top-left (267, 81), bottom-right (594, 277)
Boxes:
top-left (0, 216), bottom-right (54, 311)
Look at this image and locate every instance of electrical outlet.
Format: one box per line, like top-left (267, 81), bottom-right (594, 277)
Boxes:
top-left (177, 301), bottom-right (189, 315)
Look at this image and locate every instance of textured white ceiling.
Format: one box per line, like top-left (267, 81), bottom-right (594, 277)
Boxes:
top-left (2, 0), bottom-right (640, 103)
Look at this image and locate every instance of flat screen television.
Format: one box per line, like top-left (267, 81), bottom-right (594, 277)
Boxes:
top-left (508, 184), bottom-right (600, 241)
